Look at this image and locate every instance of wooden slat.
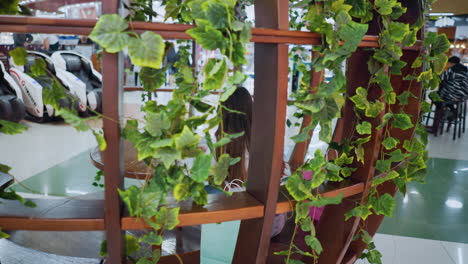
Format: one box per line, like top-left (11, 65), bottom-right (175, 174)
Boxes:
top-left (123, 87), bottom-right (220, 94)
top-left (101, 0), bottom-right (125, 263)
top-left (0, 15), bottom-right (422, 48)
top-left (122, 192), bottom-right (264, 229)
top-left (0, 178), bottom-right (367, 231)
top-left (233, 0), bottom-right (289, 263)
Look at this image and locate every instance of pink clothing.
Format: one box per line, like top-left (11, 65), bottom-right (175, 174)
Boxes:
top-left (302, 171), bottom-right (324, 221)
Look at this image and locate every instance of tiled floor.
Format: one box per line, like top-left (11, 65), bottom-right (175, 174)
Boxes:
top-left (356, 234), bottom-right (468, 264)
top-left (1, 91), bottom-right (468, 263)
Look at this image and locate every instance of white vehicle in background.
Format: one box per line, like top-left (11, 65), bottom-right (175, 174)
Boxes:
top-left (0, 60), bottom-right (25, 122)
top-left (51, 51), bottom-right (102, 113)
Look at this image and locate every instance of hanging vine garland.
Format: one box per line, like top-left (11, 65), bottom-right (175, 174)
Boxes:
top-left (284, 0), bottom-right (449, 263)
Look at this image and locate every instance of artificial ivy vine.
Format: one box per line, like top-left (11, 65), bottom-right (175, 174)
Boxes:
top-left (284, 0), bottom-right (449, 263)
top-left (0, 0), bottom-right (450, 263)
top-left (88, 0), bottom-right (252, 262)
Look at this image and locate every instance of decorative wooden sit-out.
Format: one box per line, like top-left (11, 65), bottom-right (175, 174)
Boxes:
top-left (0, 0), bottom-right (432, 263)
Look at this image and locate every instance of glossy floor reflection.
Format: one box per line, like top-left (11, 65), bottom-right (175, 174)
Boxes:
top-left (379, 158), bottom-right (468, 244)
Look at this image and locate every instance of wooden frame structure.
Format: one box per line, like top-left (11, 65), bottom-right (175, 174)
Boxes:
top-left (0, 0), bottom-right (423, 263)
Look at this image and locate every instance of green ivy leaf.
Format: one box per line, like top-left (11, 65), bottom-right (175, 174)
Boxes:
top-left (140, 67), bottom-right (166, 92)
top-left (355, 144), bottom-right (365, 163)
top-left (204, 58), bottom-right (228, 91)
top-left (0, 163), bottom-right (12, 174)
top-left (89, 14), bottom-right (129, 53)
top-left (140, 232), bottom-right (163, 246)
top-left (350, 87), bottom-right (368, 110)
top-left (174, 126), bottom-right (201, 153)
top-left (383, 91), bottom-right (396, 104)
top-left (191, 154), bottom-right (212, 183)
top-left (151, 138), bottom-right (173, 149)
top-left (0, 119), bottom-right (28, 135)
top-left (390, 60), bottom-right (407, 75)
top-left (154, 147), bottom-right (181, 168)
top-left (310, 171), bottom-right (326, 189)
top-left (187, 20), bottom-right (226, 51)
top-left (365, 101), bottom-right (384, 118)
top-left (377, 113), bottom-right (393, 130)
top-left (388, 149), bottom-right (409, 162)
top-left (164, 0), bottom-right (181, 20)
top-left (335, 153), bottom-right (354, 166)
top-left (295, 98), bottom-right (326, 113)
top-left (174, 181), bottom-right (190, 201)
top-left (128, 31), bottom-right (165, 69)
top-left (432, 53), bottom-right (448, 75)
top-left (9, 47), bottom-right (27, 66)
top-left (372, 170), bottom-right (399, 187)
top-left (373, 72), bottom-right (392, 93)
top-left (431, 34), bottom-right (450, 55)
top-left (375, 0), bottom-right (399, 15)
top-left (305, 235), bottom-right (323, 254)
top-left (118, 186), bottom-right (141, 216)
top-left (286, 172), bottom-right (311, 201)
top-left (203, 1), bottom-right (231, 29)
top-left (295, 202), bottom-right (310, 223)
top-left (214, 131), bottom-right (244, 148)
top-left (291, 121), bottom-right (315, 143)
top-left (387, 22), bottom-right (409, 42)
top-left (100, 234), bottom-right (141, 257)
top-left (356, 121), bottom-right (372, 135)
top-left (211, 154), bottom-right (231, 185)
top-left (304, 193), bottom-right (343, 208)
top-left (382, 137), bottom-right (399, 150)
top-left (411, 57), bottom-right (422, 68)
top-left (391, 113), bottom-right (413, 130)
top-left (397, 91), bottom-right (412, 105)
top-left (92, 131), bottom-right (107, 151)
top-left (239, 23), bottom-right (252, 44)
top-left (30, 58), bottom-right (47, 77)
top-left (402, 30), bottom-right (417, 47)
top-left (375, 159), bottom-right (391, 173)
top-left (220, 85), bottom-right (237, 102)
top-left (0, 0), bottom-right (20, 15)
top-left (370, 193), bottom-right (395, 216)
top-left (55, 108), bottom-right (92, 132)
top-left (346, 0), bottom-right (373, 23)
top-left (345, 205), bottom-right (372, 220)
top-left (0, 229), bottom-right (9, 239)
top-left (338, 21), bottom-right (369, 54)
top-left (155, 206), bottom-right (180, 230)
top-left (145, 112), bottom-right (170, 137)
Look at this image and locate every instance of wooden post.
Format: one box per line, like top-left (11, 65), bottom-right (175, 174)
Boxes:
top-left (232, 0), bottom-right (289, 263)
top-left (102, 0), bottom-right (125, 263)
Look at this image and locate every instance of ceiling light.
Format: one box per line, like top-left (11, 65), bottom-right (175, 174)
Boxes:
top-left (429, 13), bottom-right (454, 16)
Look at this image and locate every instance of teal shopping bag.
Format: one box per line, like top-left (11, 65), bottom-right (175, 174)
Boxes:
top-left (200, 220), bottom-right (241, 264)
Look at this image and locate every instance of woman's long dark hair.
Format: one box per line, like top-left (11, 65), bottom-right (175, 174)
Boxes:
top-left (216, 87), bottom-right (252, 182)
